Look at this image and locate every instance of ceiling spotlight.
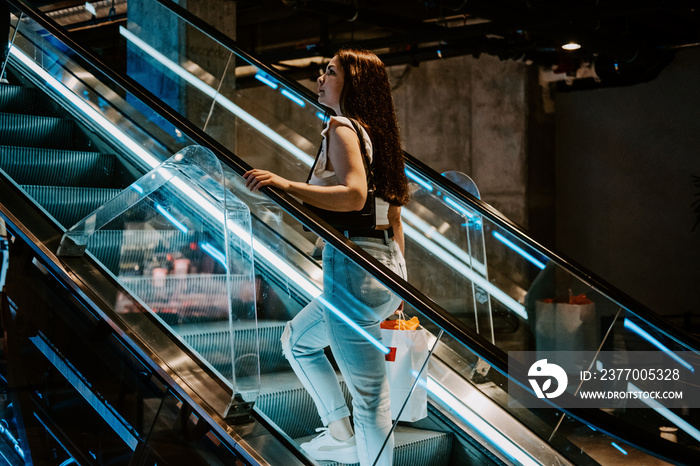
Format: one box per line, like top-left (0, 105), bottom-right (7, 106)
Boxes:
top-left (562, 42), bottom-right (582, 51)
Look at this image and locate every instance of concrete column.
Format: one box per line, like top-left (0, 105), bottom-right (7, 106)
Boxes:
top-left (127, 0), bottom-right (236, 145)
top-left (392, 54), bottom-right (530, 226)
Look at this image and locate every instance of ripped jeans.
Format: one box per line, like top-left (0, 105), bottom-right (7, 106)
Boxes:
top-left (281, 235), bottom-right (407, 466)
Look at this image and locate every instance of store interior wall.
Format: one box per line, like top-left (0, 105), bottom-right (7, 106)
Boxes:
top-left (554, 47), bottom-right (700, 319)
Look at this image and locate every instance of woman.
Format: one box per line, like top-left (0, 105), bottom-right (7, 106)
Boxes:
top-left (244, 48), bottom-right (409, 466)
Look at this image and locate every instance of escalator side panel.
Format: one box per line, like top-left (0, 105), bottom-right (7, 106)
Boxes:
top-left (0, 227), bottom-right (251, 465)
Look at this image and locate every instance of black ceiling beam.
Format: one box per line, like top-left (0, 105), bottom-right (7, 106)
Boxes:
top-left (260, 0), bottom-right (698, 64)
top-left (282, 0), bottom-right (446, 35)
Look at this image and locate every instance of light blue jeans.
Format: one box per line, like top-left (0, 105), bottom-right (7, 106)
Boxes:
top-left (281, 235), bottom-right (407, 466)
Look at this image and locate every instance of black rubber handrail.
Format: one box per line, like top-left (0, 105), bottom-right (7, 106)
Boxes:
top-left (152, 0), bottom-right (700, 351)
top-left (5, 1), bottom-right (699, 464)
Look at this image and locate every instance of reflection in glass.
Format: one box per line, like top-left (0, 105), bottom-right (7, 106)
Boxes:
top-left (59, 146), bottom-right (260, 416)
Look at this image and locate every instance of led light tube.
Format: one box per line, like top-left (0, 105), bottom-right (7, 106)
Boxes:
top-left (610, 442), bottom-right (628, 455)
top-left (281, 88), bottom-right (306, 107)
top-left (628, 382), bottom-right (700, 443)
top-left (401, 209), bottom-right (488, 277)
top-left (254, 73), bottom-right (278, 89)
top-left (492, 231), bottom-right (546, 270)
top-left (443, 195), bottom-right (476, 219)
top-left (155, 204), bottom-right (188, 234)
top-left (318, 296), bottom-right (390, 354)
top-left (405, 168), bottom-right (434, 192)
top-left (200, 242), bottom-right (226, 267)
top-left (624, 319), bottom-right (694, 372)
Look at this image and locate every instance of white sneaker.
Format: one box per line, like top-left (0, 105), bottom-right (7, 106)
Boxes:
top-left (300, 428), bottom-right (359, 464)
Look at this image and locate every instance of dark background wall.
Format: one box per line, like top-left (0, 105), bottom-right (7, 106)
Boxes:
top-left (554, 48), bottom-right (700, 317)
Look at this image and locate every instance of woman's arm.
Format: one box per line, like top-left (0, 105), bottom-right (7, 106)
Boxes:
top-left (387, 204), bottom-right (404, 256)
top-left (244, 121), bottom-right (368, 211)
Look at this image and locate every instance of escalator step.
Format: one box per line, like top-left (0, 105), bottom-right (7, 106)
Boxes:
top-left (173, 321), bottom-right (289, 376)
top-left (255, 371), bottom-right (352, 440)
top-left (0, 85), bottom-right (38, 114)
top-left (21, 185), bottom-right (121, 229)
top-left (0, 112), bottom-right (75, 149)
top-left (391, 427), bottom-right (452, 466)
top-left (296, 426), bottom-right (453, 466)
top-left (0, 145), bottom-right (116, 187)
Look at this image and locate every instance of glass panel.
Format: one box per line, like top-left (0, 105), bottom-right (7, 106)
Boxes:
top-left (122, 0), bottom-right (322, 177)
top-left (59, 145), bottom-right (260, 415)
top-left (139, 390), bottom-right (246, 465)
top-left (7, 12), bottom-right (192, 177)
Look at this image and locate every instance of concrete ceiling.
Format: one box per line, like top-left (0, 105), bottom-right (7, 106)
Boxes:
top-left (37, 0), bottom-right (700, 88)
top-left (236, 0), bottom-right (700, 88)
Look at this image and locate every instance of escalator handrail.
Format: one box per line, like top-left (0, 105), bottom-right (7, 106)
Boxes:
top-left (6, 2), bottom-right (699, 464)
top-left (151, 0), bottom-right (700, 351)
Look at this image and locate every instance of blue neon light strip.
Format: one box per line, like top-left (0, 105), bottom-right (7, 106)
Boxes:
top-left (443, 195), bottom-right (476, 219)
top-left (405, 168), bottom-right (433, 192)
top-left (318, 296), bottom-right (390, 354)
top-left (492, 231), bottom-right (547, 270)
top-left (254, 73), bottom-right (278, 89)
top-left (200, 242), bottom-right (227, 268)
top-left (281, 89), bottom-right (306, 107)
top-left (624, 319), bottom-right (694, 372)
top-left (610, 442), bottom-right (628, 455)
top-left (155, 204), bottom-right (188, 234)
top-left (316, 111), bottom-right (328, 121)
top-left (131, 183), bottom-right (144, 194)
top-left (628, 382), bottom-right (700, 443)
top-left (30, 335), bottom-right (139, 451)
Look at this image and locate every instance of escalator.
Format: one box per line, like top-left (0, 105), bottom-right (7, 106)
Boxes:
top-left (1, 1), bottom-right (699, 465)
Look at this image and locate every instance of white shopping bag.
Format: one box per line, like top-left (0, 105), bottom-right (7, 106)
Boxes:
top-left (381, 317), bottom-right (429, 422)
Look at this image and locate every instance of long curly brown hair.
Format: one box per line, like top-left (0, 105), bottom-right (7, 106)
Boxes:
top-left (336, 48), bottom-right (410, 206)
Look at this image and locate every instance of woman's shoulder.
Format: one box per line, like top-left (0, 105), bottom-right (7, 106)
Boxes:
top-left (321, 115), bottom-right (355, 136)
top-left (322, 117), bottom-right (365, 148)
top-left (323, 116), bottom-right (372, 154)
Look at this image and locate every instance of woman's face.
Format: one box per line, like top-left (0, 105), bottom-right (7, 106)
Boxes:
top-left (317, 55), bottom-right (345, 115)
